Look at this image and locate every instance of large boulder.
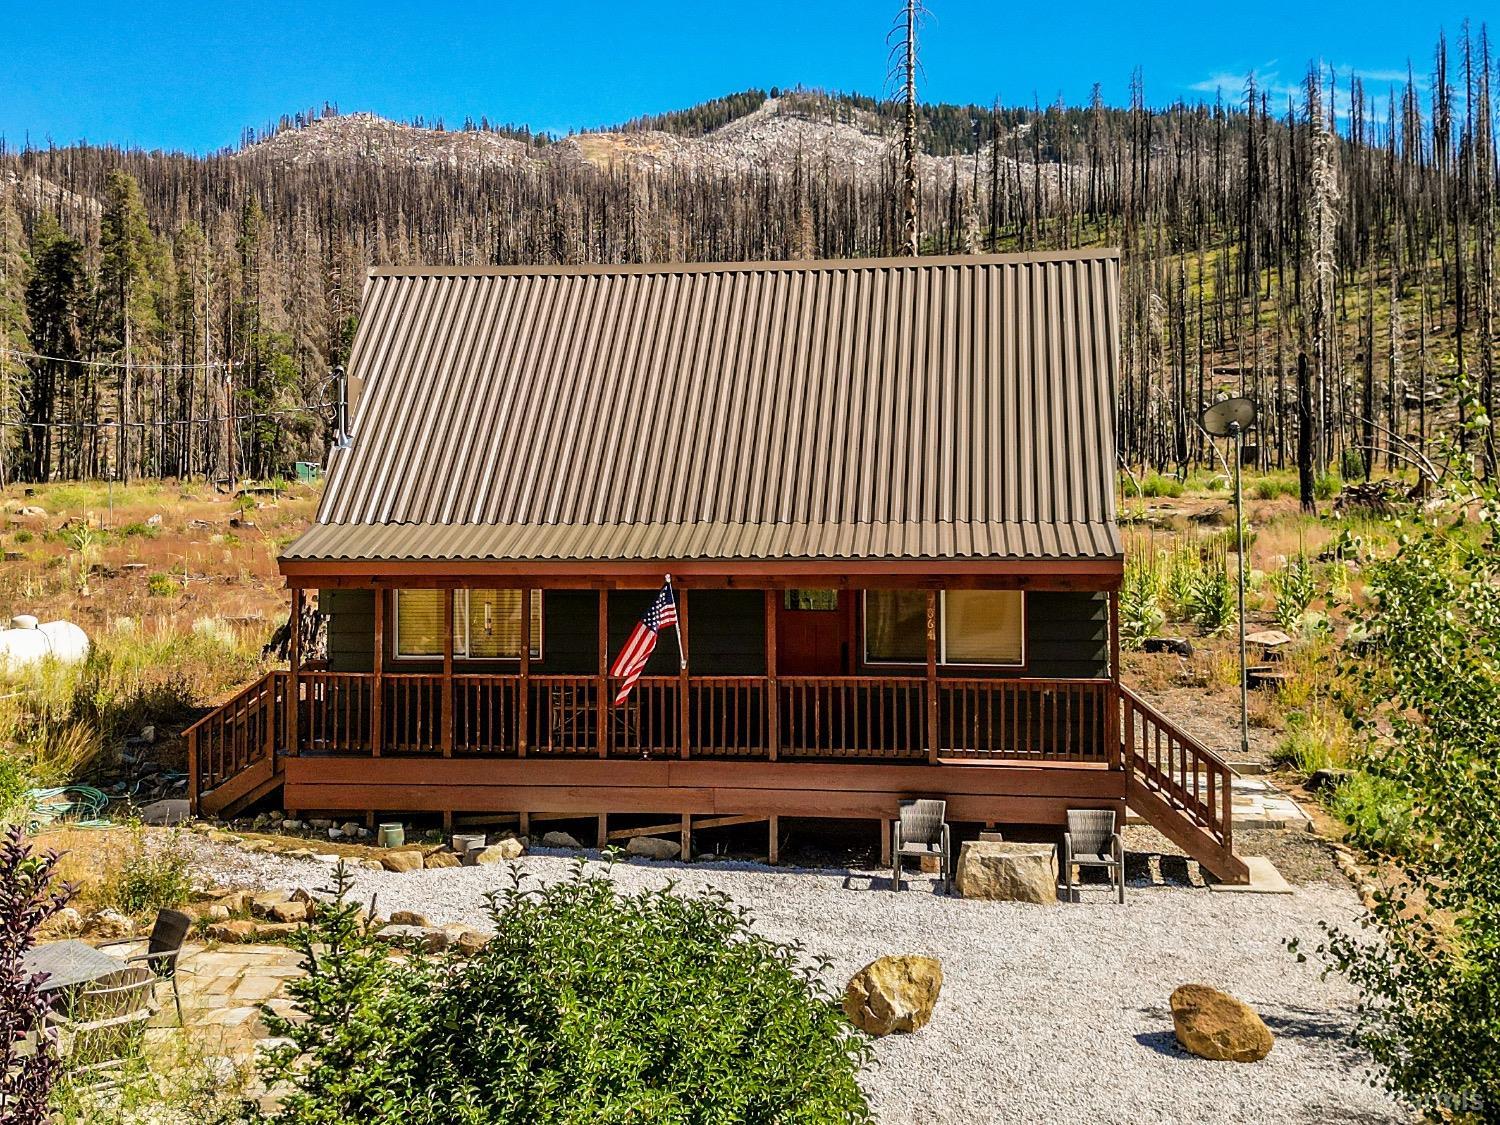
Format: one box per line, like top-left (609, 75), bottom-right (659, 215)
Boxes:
top-left (206, 919), bottom-right (258, 944)
top-left (468, 839), bottom-right (524, 865)
top-left (954, 841), bottom-right (1057, 904)
top-left (539, 830), bottom-right (582, 850)
top-left (380, 849), bottom-right (425, 873)
top-left (248, 889), bottom-right (293, 918)
top-left (1170, 984), bottom-right (1274, 1062)
top-left (84, 909), bottom-right (134, 940)
top-left (625, 835), bottom-right (680, 861)
top-left (843, 955), bottom-right (943, 1036)
top-left (268, 899), bottom-right (312, 924)
top-left (424, 851), bottom-right (462, 869)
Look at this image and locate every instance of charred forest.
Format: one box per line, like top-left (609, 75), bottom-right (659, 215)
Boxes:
top-left (0, 25), bottom-right (1495, 488)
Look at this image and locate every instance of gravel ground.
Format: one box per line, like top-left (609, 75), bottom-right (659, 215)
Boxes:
top-left (188, 839), bottom-right (1404, 1125)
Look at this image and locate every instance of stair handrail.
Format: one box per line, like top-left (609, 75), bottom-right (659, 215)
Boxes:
top-left (186, 670), bottom-right (287, 808)
top-left (1118, 682), bottom-right (1235, 850)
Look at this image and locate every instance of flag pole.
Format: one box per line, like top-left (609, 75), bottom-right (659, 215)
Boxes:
top-left (666, 573), bottom-right (687, 671)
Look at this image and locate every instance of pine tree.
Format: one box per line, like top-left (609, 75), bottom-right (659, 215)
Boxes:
top-left (0, 187), bottom-right (30, 485)
top-left (98, 170), bottom-right (163, 482)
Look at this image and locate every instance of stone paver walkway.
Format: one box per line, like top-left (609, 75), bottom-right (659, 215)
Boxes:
top-left (145, 943), bottom-right (303, 1055)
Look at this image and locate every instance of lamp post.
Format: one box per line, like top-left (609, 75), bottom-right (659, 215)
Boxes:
top-left (1201, 397), bottom-right (1258, 759)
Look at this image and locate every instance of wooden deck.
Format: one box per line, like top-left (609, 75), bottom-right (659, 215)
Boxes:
top-left (187, 672), bottom-right (1248, 882)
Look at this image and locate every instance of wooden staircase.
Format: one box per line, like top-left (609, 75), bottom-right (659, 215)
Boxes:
top-left (187, 672), bottom-right (1249, 884)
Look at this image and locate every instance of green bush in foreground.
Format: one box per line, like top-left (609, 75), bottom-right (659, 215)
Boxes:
top-left (255, 862), bottom-right (872, 1125)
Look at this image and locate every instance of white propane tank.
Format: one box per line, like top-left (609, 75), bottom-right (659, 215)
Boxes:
top-left (0, 615), bottom-right (91, 670)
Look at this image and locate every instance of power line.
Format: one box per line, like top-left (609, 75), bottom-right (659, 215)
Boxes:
top-left (1, 346), bottom-right (228, 372)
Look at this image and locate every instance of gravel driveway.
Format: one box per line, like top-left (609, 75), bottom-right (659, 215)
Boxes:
top-left (192, 841), bottom-right (1404, 1125)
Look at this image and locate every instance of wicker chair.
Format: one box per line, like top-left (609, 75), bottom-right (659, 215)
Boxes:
top-left (49, 966), bottom-right (157, 1083)
top-left (101, 908), bottom-right (192, 1023)
top-left (891, 799), bottom-right (951, 893)
top-left (1061, 809), bottom-right (1125, 903)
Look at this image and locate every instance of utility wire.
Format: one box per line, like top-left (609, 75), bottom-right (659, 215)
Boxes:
top-left (1, 347), bottom-right (229, 372)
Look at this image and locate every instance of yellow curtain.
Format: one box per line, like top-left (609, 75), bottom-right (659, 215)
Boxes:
top-left (468, 589), bottom-right (542, 658)
top-left (943, 591), bottom-right (1023, 664)
top-left (395, 589), bottom-right (459, 657)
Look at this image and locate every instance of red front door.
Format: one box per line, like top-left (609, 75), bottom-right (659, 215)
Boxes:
top-left (776, 590), bottom-right (848, 676)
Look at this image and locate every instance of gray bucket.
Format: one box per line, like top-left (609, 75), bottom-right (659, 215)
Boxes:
top-left (451, 833), bottom-right (487, 856)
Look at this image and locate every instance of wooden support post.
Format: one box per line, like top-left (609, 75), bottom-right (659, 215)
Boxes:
top-left (597, 589), bottom-right (610, 758)
top-left (187, 729), bottom-right (198, 811)
top-left (879, 819), bottom-right (892, 868)
top-left (365, 810), bottom-right (375, 829)
top-left (925, 590), bottom-right (939, 764)
top-left (371, 588), bottom-right (385, 756)
top-left (678, 588), bottom-right (690, 759)
top-left (768, 814), bottom-right (779, 864)
top-left (518, 811), bottom-right (530, 837)
top-left (441, 588), bottom-right (455, 757)
top-left (442, 810), bottom-right (454, 832)
top-left (287, 587), bottom-right (303, 756)
top-left (597, 812), bottom-right (609, 848)
top-left (680, 813), bottom-right (691, 860)
top-left (764, 590), bottom-right (778, 761)
top-left (518, 588), bottom-right (531, 757)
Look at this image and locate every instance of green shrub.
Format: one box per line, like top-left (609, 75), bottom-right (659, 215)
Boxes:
top-left (1314, 471), bottom-right (1342, 500)
top-left (256, 863), bottom-right (872, 1125)
top-left (12, 528), bottom-right (32, 544)
top-left (1340, 447), bottom-right (1367, 481)
top-left (1251, 475), bottom-right (1299, 500)
top-left (1267, 552), bottom-right (1317, 632)
top-left (1140, 472), bottom-right (1184, 498)
top-left (1326, 772), bottom-right (1414, 856)
top-left (120, 521), bottom-right (160, 539)
top-left (1186, 546), bottom-right (1235, 635)
top-left (0, 755), bottom-right (28, 824)
top-left (146, 573), bottom-right (177, 597)
top-left (101, 827), bottom-right (193, 916)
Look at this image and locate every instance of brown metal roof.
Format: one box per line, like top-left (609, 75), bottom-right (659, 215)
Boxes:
top-left (284, 249), bottom-right (1123, 568)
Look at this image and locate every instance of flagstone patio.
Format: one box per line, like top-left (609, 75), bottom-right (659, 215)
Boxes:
top-left (144, 942), bottom-right (303, 1055)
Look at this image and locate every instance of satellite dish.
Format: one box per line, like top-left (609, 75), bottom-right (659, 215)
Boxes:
top-left (1201, 396), bottom-right (1257, 437)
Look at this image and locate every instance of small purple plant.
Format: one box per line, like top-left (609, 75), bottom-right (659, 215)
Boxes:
top-left (0, 826), bottom-right (72, 1125)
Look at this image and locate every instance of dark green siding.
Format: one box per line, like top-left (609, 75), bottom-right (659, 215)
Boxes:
top-left (321, 589), bottom-right (375, 672)
top-left (319, 588), bottom-right (1106, 679)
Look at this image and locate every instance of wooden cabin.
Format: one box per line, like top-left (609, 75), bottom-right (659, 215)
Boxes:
top-left (187, 249), bottom-right (1248, 882)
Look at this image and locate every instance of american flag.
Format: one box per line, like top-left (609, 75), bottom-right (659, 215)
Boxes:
top-left (609, 581), bottom-right (679, 705)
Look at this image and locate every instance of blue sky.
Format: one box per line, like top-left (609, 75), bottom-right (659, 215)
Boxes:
top-left (0, 2), bottom-right (1483, 152)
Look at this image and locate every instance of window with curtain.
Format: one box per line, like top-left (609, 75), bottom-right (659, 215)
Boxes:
top-left (393, 589), bottom-right (541, 659)
top-left (863, 590), bottom-right (928, 663)
top-left (863, 590), bottom-right (1025, 666)
top-left (942, 590), bottom-right (1024, 665)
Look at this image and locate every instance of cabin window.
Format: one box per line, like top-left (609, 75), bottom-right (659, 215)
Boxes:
top-left (392, 589), bottom-right (542, 660)
top-left (783, 589), bottom-right (839, 611)
top-left (863, 590), bottom-right (1025, 667)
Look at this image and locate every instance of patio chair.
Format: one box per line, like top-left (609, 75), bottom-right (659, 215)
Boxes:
top-left (891, 799), bottom-right (951, 893)
top-left (1061, 809), bottom-right (1125, 904)
top-left (49, 965), bottom-right (157, 1083)
top-left (100, 908), bottom-right (191, 1023)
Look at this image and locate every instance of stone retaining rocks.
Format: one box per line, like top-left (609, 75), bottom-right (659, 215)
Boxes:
top-left (843, 955), bottom-right (943, 1036)
top-left (424, 852), bottom-right (462, 869)
top-left (380, 849), bottom-right (425, 873)
top-left (1169, 984), bottom-right (1274, 1062)
top-left (955, 841), bottom-right (1057, 904)
top-left (539, 830), bottom-right (582, 849)
top-left (85, 909), bottom-right (134, 939)
top-left (625, 836), bottom-right (680, 861)
top-left (468, 839), bottom-right (524, 865)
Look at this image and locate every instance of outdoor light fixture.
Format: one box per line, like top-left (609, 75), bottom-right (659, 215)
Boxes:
top-left (1201, 396), bottom-right (1258, 759)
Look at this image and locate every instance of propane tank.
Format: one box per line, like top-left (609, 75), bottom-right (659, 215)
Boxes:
top-left (0, 615), bottom-right (91, 670)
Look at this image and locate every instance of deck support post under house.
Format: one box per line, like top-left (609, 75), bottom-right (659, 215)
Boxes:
top-left (764, 590), bottom-right (778, 761)
top-left (441, 589), bottom-right (455, 756)
top-left (371, 588), bottom-right (384, 756)
top-left (287, 587), bottom-right (302, 756)
top-left (597, 588), bottom-right (609, 759)
top-left (925, 590), bottom-right (939, 764)
top-left (518, 588), bottom-right (530, 757)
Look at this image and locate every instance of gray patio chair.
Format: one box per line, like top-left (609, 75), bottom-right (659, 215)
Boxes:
top-left (1061, 808), bottom-right (1125, 903)
top-left (49, 965), bottom-right (157, 1084)
top-left (100, 907), bottom-right (192, 1024)
top-left (891, 799), bottom-right (951, 893)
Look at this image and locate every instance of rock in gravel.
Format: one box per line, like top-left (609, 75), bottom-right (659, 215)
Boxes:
top-left (955, 841), bottom-right (1057, 904)
top-left (390, 910), bottom-right (432, 927)
top-left (376, 923), bottom-right (449, 952)
top-left (452, 928), bottom-right (490, 957)
top-left (844, 955), bottom-right (943, 1036)
top-left (205, 904), bottom-right (231, 921)
top-left (540, 830), bottom-right (583, 849)
top-left (1170, 984), bottom-right (1274, 1062)
top-left (249, 889), bottom-right (293, 918)
top-left (626, 836), bottom-right (680, 861)
top-left (380, 849), bottom-right (425, 873)
top-left (269, 900), bottom-right (312, 924)
top-left (85, 909), bottom-right (134, 939)
top-left (207, 919), bottom-right (258, 943)
top-left (53, 907), bottom-right (82, 932)
top-left (424, 851), bottom-right (462, 869)
top-left (469, 839), bottom-right (524, 865)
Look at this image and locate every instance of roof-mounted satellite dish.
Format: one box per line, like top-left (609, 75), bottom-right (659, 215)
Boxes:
top-left (1201, 396), bottom-right (1257, 437)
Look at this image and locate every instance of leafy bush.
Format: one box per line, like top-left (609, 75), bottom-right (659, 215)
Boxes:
top-left (0, 827), bottom-right (72, 1123)
top-left (1326, 771), bottom-right (1414, 856)
top-left (101, 826), bottom-right (193, 917)
top-left (1267, 552), bottom-right (1317, 632)
top-left (1252, 475), bottom-right (1299, 500)
top-left (1313, 471), bottom-right (1342, 500)
top-left (146, 573), bottom-right (177, 597)
top-left (120, 521), bottom-right (160, 539)
top-left (1120, 555), bottom-right (1164, 648)
top-left (1140, 472), bottom-right (1184, 498)
top-left (1340, 447), bottom-right (1367, 481)
top-left (256, 862), bottom-right (872, 1125)
top-left (1186, 546), bottom-right (1234, 635)
top-left (1272, 706), bottom-right (1352, 774)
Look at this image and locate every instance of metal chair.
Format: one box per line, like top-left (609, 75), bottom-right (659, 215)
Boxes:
top-left (49, 966), bottom-right (157, 1083)
top-left (891, 799), bottom-right (951, 893)
top-left (1061, 809), bottom-right (1125, 903)
top-left (101, 908), bottom-right (192, 1023)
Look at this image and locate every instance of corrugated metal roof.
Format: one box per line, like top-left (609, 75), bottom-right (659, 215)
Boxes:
top-left (284, 250), bottom-right (1123, 566)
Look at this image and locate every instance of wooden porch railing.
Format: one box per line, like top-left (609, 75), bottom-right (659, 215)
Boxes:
top-left (185, 670), bottom-right (284, 808)
top-left (938, 678), bottom-right (1112, 762)
top-left (1118, 683), bottom-right (1235, 854)
top-left (778, 676), bottom-right (925, 759)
